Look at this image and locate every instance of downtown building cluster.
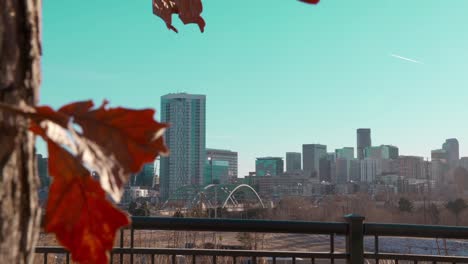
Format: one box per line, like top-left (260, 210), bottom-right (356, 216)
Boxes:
top-left (247, 129), bottom-right (467, 200)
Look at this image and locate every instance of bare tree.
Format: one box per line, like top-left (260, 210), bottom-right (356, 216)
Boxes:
top-left (446, 198), bottom-right (467, 226)
top-left (0, 0), bottom-right (42, 263)
top-left (428, 203), bottom-right (440, 225)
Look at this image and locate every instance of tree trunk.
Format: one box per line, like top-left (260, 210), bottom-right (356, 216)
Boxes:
top-left (0, 0), bottom-right (42, 263)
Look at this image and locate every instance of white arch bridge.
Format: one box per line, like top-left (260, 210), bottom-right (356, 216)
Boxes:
top-left (164, 183), bottom-right (265, 211)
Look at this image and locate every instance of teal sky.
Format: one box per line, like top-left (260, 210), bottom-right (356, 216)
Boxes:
top-left (40, 0), bottom-right (468, 176)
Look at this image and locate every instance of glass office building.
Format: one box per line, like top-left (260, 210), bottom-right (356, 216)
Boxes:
top-left (160, 93), bottom-right (206, 201)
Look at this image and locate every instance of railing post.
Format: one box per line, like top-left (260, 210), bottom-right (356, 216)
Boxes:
top-left (344, 214), bottom-right (365, 264)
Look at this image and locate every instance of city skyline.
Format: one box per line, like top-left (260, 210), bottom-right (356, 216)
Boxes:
top-left (8, 2), bottom-right (468, 262)
top-left (38, 0), bottom-right (468, 178)
top-left (37, 119), bottom-right (467, 178)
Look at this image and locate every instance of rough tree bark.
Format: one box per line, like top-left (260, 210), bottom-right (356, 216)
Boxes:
top-left (0, 0), bottom-right (42, 263)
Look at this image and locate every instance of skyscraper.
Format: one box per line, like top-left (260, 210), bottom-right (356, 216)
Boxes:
top-left (319, 157), bottom-right (332, 182)
top-left (206, 148), bottom-right (238, 182)
top-left (255, 157), bottom-right (284, 176)
top-left (431, 149), bottom-right (448, 161)
top-left (335, 147), bottom-right (354, 160)
top-left (335, 158), bottom-right (349, 184)
top-left (302, 144), bottom-right (327, 179)
top-left (131, 162), bottom-right (156, 187)
top-left (333, 148), bottom-right (353, 184)
top-left (364, 145), bottom-right (399, 160)
top-left (349, 159), bottom-right (361, 182)
top-left (153, 157), bottom-right (160, 188)
top-left (357, 128), bottom-right (371, 160)
top-left (36, 154), bottom-right (49, 188)
top-left (328, 152), bottom-right (337, 182)
top-left (431, 160), bottom-right (448, 183)
top-left (443, 138), bottom-right (459, 168)
top-left (397, 156), bottom-right (424, 179)
top-left (160, 93), bottom-right (206, 201)
top-left (286, 152), bottom-right (301, 172)
top-left (385, 145), bottom-right (399, 160)
top-left (204, 159), bottom-right (229, 185)
top-left (360, 159), bottom-right (380, 183)
top-left (459, 157), bottom-right (468, 171)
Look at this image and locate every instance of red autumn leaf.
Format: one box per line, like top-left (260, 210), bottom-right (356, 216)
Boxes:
top-left (28, 100), bottom-right (168, 202)
top-left (54, 100), bottom-right (168, 202)
top-left (298, 0), bottom-right (320, 4)
top-left (152, 0), bottom-right (205, 33)
top-left (42, 130), bottom-right (130, 264)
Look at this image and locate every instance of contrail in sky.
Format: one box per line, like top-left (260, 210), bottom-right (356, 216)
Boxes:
top-left (390, 54), bottom-right (423, 64)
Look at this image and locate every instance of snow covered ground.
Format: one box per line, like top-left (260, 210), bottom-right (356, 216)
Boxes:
top-left (364, 236), bottom-right (468, 256)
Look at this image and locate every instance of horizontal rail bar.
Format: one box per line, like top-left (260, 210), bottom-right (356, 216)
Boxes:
top-left (364, 253), bottom-right (468, 263)
top-left (130, 217), bottom-right (349, 234)
top-left (35, 247), bottom-right (68, 254)
top-left (35, 247), bottom-right (348, 259)
top-left (114, 248), bottom-right (349, 259)
top-left (365, 223), bottom-right (468, 239)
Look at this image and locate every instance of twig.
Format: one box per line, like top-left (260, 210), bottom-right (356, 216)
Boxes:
top-left (0, 102), bottom-right (36, 115)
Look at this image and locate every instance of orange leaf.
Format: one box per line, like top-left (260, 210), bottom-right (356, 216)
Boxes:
top-left (56, 100), bottom-right (168, 201)
top-left (152, 0), bottom-right (205, 33)
top-left (45, 137), bottom-right (130, 264)
top-left (298, 0), bottom-right (320, 4)
top-left (29, 100), bottom-right (168, 202)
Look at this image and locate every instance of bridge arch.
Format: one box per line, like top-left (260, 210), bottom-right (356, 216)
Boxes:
top-left (221, 184), bottom-right (265, 209)
top-left (164, 183), bottom-right (265, 210)
top-left (203, 184), bottom-right (216, 190)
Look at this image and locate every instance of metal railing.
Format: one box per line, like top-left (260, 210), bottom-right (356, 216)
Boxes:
top-left (35, 214), bottom-right (468, 264)
top-left (364, 222), bottom-right (468, 263)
